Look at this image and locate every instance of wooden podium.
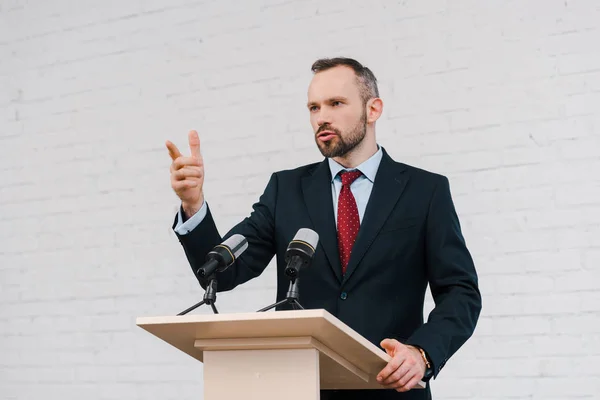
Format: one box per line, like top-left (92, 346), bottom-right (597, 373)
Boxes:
top-left (137, 309), bottom-right (425, 399)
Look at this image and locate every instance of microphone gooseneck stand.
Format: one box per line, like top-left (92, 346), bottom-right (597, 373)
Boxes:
top-left (257, 278), bottom-right (304, 312)
top-left (177, 274), bottom-right (219, 315)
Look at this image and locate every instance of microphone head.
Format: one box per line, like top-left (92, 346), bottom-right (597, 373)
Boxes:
top-left (222, 234), bottom-right (248, 260)
top-left (290, 228), bottom-right (319, 256)
top-left (284, 228), bottom-right (319, 279)
top-left (200, 234), bottom-right (248, 277)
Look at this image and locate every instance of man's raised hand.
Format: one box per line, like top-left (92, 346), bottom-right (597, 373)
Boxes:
top-left (166, 130), bottom-right (205, 218)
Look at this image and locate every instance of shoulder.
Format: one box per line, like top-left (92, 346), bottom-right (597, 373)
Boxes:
top-left (384, 149), bottom-right (448, 186)
top-left (272, 160), bottom-right (324, 180)
top-left (400, 162), bottom-right (448, 185)
top-left (382, 150), bottom-right (455, 203)
top-left (385, 156), bottom-right (457, 211)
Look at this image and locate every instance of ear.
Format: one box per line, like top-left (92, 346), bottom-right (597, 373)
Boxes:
top-left (366, 97), bottom-right (383, 123)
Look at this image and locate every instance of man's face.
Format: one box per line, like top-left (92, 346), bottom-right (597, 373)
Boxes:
top-left (307, 66), bottom-right (367, 158)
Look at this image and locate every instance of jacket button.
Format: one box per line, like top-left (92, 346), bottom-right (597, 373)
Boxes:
top-left (340, 292), bottom-right (348, 300)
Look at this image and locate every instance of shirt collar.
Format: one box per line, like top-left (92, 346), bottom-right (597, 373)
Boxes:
top-left (328, 145), bottom-right (383, 183)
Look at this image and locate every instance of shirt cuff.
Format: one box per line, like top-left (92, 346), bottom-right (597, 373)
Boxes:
top-left (173, 200), bottom-right (208, 235)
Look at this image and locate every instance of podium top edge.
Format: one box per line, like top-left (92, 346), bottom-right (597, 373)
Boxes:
top-left (135, 309), bottom-right (332, 326)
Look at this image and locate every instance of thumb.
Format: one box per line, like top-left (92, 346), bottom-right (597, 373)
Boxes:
top-left (188, 130), bottom-right (201, 159)
top-left (380, 339), bottom-right (398, 356)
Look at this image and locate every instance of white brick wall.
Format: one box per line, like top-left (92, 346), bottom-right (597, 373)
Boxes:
top-left (1, 0), bottom-right (599, 398)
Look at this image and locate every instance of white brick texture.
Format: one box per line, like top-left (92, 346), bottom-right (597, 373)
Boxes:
top-left (1, 0), bottom-right (599, 399)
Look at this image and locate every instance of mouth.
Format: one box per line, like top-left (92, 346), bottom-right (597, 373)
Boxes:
top-left (317, 130), bottom-right (338, 142)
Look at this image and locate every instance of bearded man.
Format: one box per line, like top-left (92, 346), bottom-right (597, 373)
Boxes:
top-left (166, 57), bottom-right (482, 400)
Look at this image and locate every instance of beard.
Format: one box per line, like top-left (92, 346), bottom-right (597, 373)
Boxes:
top-left (315, 110), bottom-right (367, 158)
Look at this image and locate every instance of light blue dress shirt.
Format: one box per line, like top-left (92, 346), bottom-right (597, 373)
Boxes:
top-left (173, 146), bottom-right (384, 235)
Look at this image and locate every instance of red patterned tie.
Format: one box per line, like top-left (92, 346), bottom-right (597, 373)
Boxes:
top-left (337, 170), bottom-right (362, 275)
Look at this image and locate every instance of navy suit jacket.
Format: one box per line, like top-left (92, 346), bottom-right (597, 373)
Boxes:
top-left (174, 148), bottom-right (482, 399)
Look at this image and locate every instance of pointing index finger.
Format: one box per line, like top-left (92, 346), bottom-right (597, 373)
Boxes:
top-left (166, 140), bottom-right (182, 161)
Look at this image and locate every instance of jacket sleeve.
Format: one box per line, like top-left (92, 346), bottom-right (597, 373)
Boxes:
top-left (405, 176), bottom-right (482, 378)
top-left (172, 173), bottom-right (278, 292)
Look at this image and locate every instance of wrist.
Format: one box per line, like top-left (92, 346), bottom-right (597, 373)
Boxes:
top-left (182, 196), bottom-right (204, 219)
top-left (407, 346), bottom-right (427, 368)
top-left (410, 345), bottom-right (433, 382)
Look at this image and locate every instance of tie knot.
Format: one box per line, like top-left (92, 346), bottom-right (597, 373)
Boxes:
top-left (340, 170), bottom-right (363, 186)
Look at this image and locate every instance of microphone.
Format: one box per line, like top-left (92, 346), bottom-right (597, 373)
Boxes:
top-left (196, 234), bottom-right (248, 278)
top-left (284, 228), bottom-right (319, 279)
top-left (256, 229), bottom-right (318, 312)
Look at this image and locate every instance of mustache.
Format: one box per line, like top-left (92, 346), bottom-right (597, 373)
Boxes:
top-left (316, 125), bottom-right (341, 135)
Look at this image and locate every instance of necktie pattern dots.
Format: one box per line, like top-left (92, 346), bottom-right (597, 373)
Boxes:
top-left (337, 170), bottom-right (362, 275)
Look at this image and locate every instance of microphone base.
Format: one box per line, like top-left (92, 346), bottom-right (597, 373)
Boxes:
top-left (177, 275), bottom-right (219, 315)
top-left (257, 279), bottom-right (304, 312)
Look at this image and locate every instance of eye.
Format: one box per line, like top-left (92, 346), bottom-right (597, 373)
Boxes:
top-left (309, 106), bottom-right (319, 112)
top-left (332, 101), bottom-right (342, 106)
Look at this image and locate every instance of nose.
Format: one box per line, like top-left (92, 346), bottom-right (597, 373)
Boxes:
top-left (316, 108), bottom-right (331, 128)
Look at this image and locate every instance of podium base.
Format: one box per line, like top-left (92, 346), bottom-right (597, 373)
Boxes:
top-left (204, 348), bottom-right (319, 400)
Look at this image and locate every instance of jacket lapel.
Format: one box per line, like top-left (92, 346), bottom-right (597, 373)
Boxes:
top-left (342, 150), bottom-right (409, 285)
top-left (302, 160), bottom-right (343, 282)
